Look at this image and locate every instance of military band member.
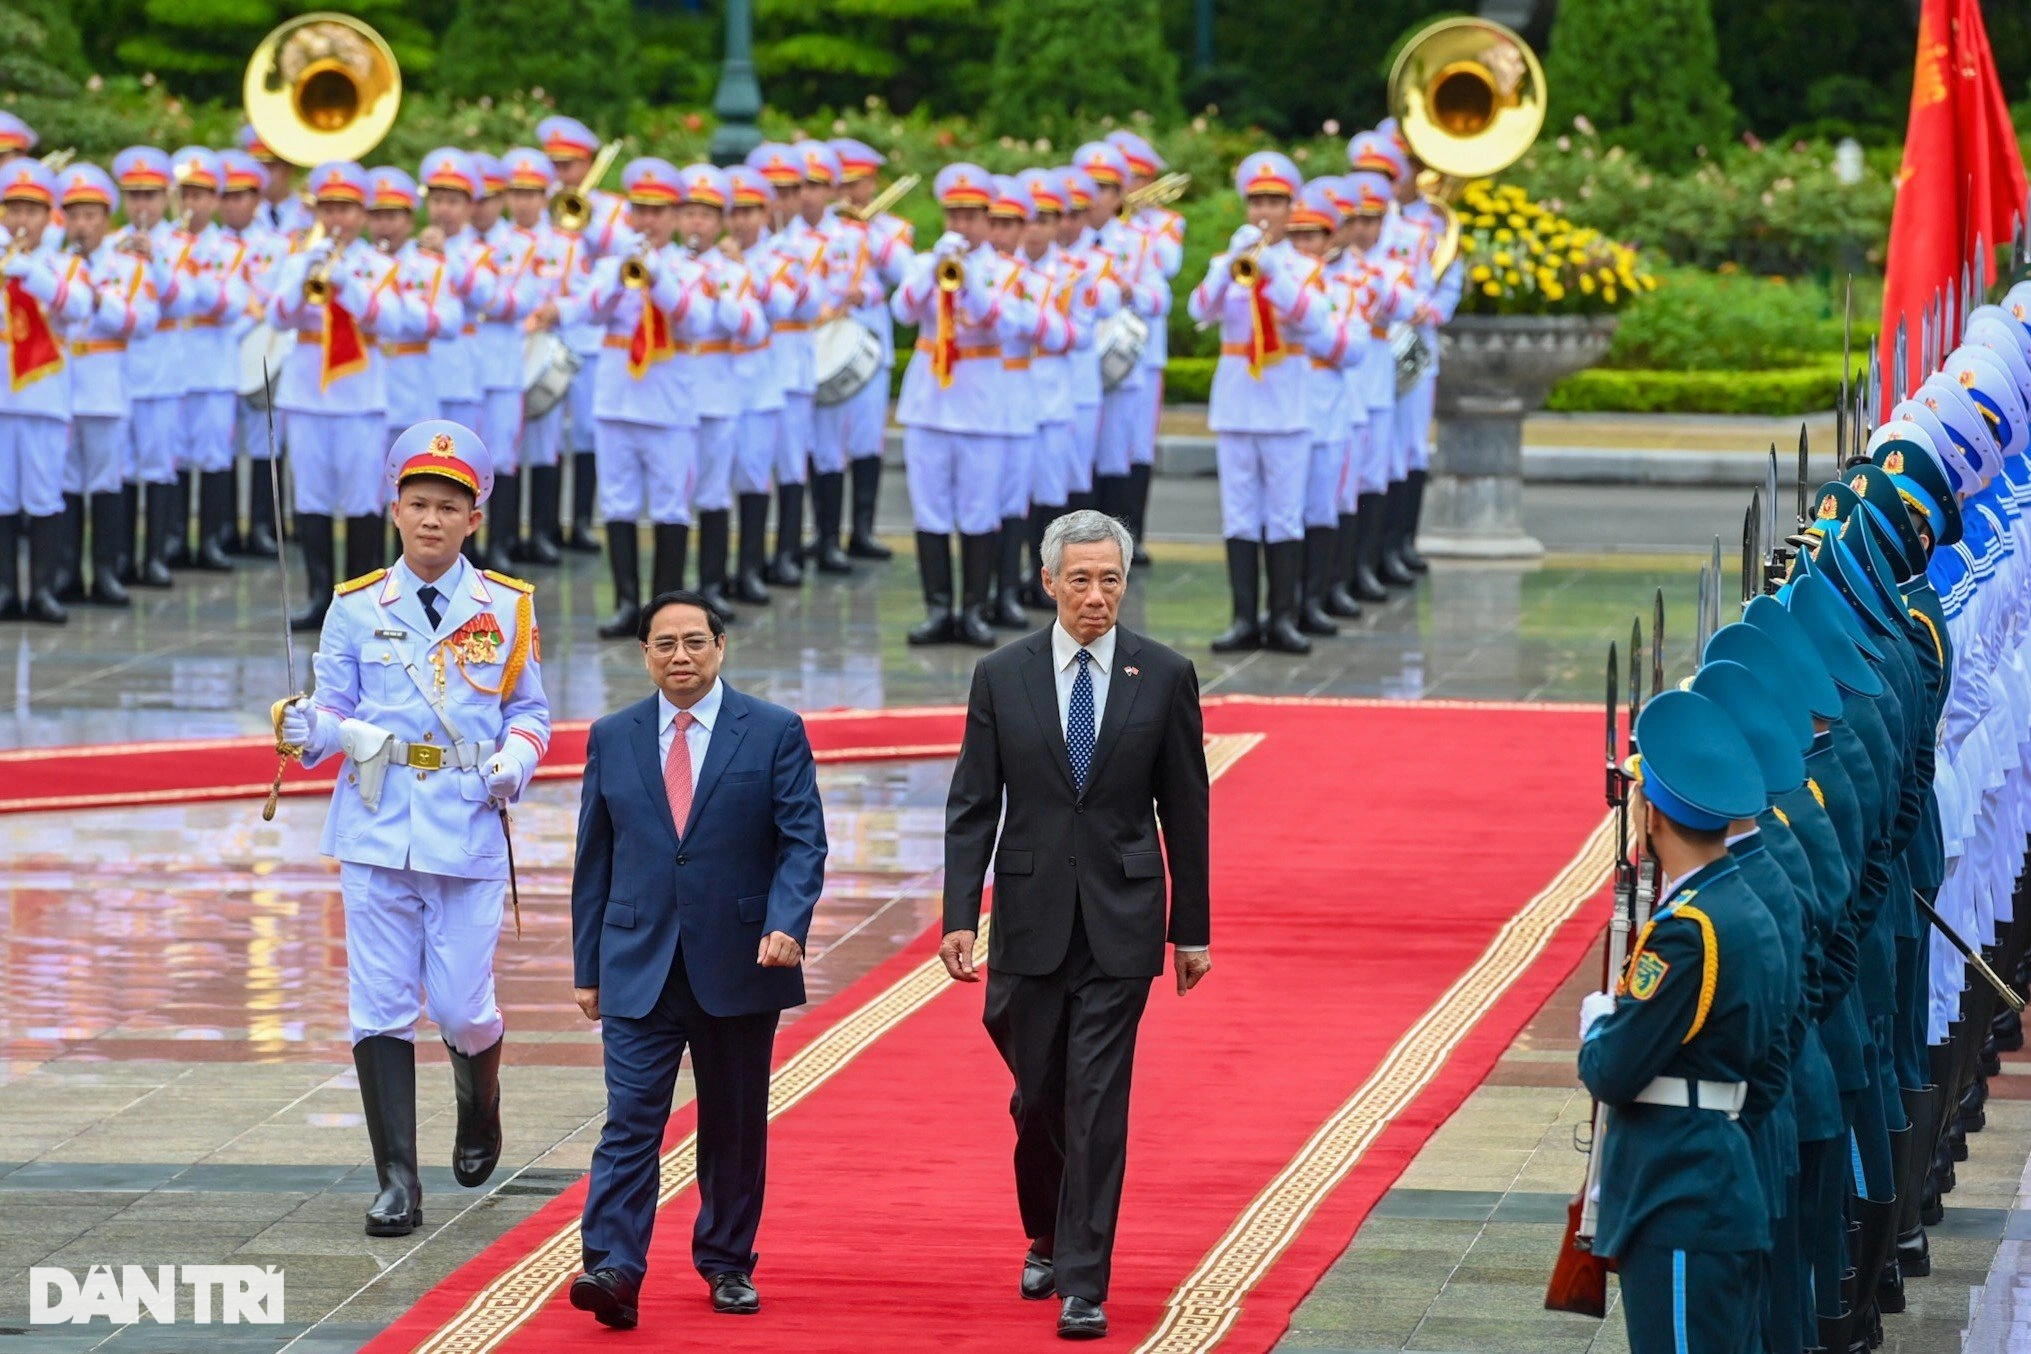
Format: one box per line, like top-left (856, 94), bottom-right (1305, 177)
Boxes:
top-left (269, 160), bottom-right (402, 631)
top-left (173, 146), bottom-right (248, 571)
top-left (1286, 178), bottom-right (1367, 638)
top-left (830, 137), bottom-right (913, 559)
top-left (1380, 117), bottom-right (1460, 578)
top-left (747, 142), bottom-right (827, 587)
top-left (277, 419), bottom-right (548, 1237)
top-left (1333, 165), bottom-right (1413, 607)
top-left (1106, 130), bottom-right (1182, 563)
top-left (985, 175), bottom-right (1068, 627)
top-left (1073, 141), bottom-right (1154, 538)
top-left (58, 164), bottom-right (157, 609)
top-left (1015, 166), bottom-right (1089, 605)
top-left (239, 124), bottom-right (313, 238)
top-left (0, 113), bottom-right (35, 167)
top-left (555, 157), bottom-right (710, 640)
top-left (540, 115), bottom-right (627, 556)
top-left (472, 152), bottom-right (548, 573)
top-left (726, 164), bottom-right (792, 607)
top-left (417, 150), bottom-right (496, 452)
top-left (891, 163), bottom-right (1038, 648)
top-left (501, 148), bottom-right (567, 562)
top-left (1054, 165), bottom-right (1118, 517)
top-left (219, 148), bottom-right (288, 557)
top-left (369, 167), bottom-right (460, 461)
top-left (1187, 152), bottom-right (1323, 656)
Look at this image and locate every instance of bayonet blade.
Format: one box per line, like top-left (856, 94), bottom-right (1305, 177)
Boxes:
top-left (1894, 316), bottom-right (1908, 406)
top-left (1796, 423), bottom-right (1810, 529)
top-left (264, 360), bottom-right (295, 696)
top-left (1606, 641), bottom-right (1619, 805)
top-left (1651, 587), bottom-right (1666, 703)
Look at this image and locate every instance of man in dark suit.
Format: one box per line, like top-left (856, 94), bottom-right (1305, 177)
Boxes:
top-left (568, 590), bottom-right (828, 1330)
top-left (942, 509), bottom-right (1212, 1340)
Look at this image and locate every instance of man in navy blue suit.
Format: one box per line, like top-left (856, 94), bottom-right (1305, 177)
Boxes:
top-left (568, 589), bottom-right (828, 1329)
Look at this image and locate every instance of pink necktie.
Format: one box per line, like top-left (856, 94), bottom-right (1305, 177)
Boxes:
top-left (664, 710), bottom-right (695, 835)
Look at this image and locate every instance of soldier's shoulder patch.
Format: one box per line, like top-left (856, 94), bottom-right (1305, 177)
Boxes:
top-left (333, 568), bottom-right (387, 596)
top-left (483, 569), bottom-right (535, 595)
top-left (1628, 950), bottom-right (1670, 1001)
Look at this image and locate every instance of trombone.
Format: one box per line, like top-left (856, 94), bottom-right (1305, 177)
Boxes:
top-left (839, 173), bottom-right (920, 224)
top-left (1119, 171), bottom-right (1191, 219)
top-left (552, 140), bottom-right (625, 233)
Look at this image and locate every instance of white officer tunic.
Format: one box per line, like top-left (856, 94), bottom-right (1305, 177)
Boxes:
top-left (430, 228), bottom-right (499, 434)
top-left (478, 219), bottom-right (548, 473)
top-left (689, 245), bottom-right (765, 513)
top-left (1061, 229), bottom-right (1122, 496)
top-left (1026, 243), bottom-right (1081, 511)
top-left (65, 242), bottom-right (157, 497)
top-left (269, 238), bottom-right (403, 516)
top-left (127, 221), bottom-right (205, 486)
top-left (994, 251), bottom-right (1067, 520)
top-left (181, 223), bottom-right (251, 473)
top-left (1187, 238), bottom-right (1321, 544)
top-left (733, 238), bottom-right (793, 497)
top-left (1, 239), bottom-right (90, 516)
top-left (773, 216), bottom-right (833, 485)
top-left (382, 241), bottom-right (463, 442)
top-left (299, 552), bottom-right (549, 1051)
top-left (1299, 257), bottom-right (1366, 530)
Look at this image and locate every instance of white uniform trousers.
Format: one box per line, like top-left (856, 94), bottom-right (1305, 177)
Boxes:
top-left (563, 357), bottom-right (598, 454)
top-left (1217, 430), bottom-right (1307, 544)
top-left (238, 395), bottom-right (276, 462)
top-left (442, 398), bottom-right (484, 441)
top-left (1069, 403), bottom-right (1100, 494)
top-left (66, 415), bottom-right (128, 497)
top-left (1, 413), bottom-right (69, 516)
top-left (480, 388), bottom-right (524, 476)
top-left (520, 401), bottom-right (563, 469)
top-left (1338, 420), bottom-right (1371, 511)
top-left (287, 411), bottom-right (387, 517)
top-left (776, 391), bottom-right (813, 485)
top-left (1305, 438), bottom-right (1344, 530)
top-left (733, 409), bottom-right (779, 496)
top-left (130, 396), bottom-right (182, 486)
top-left (694, 415), bottom-right (736, 513)
top-left (998, 430), bottom-right (1035, 519)
top-left (1125, 373), bottom-right (1160, 468)
top-left (1032, 420), bottom-right (1073, 509)
top-left (596, 418), bottom-right (695, 525)
top-left (182, 390), bottom-right (237, 472)
top-left (904, 425), bottom-right (1001, 535)
top-left (1360, 407), bottom-right (1395, 494)
top-left (1398, 374), bottom-right (1435, 474)
top-left (810, 397), bottom-right (849, 475)
top-left (814, 370), bottom-right (888, 466)
top-left (340, 861), bottom-right (505, 1056)
top-left (1096, 383), bottom-right (1140, 478)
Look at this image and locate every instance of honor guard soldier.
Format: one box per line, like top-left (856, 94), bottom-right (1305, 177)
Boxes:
top-left (539, 115), bottom-right (626, 556)
top-left (172, 146), bottom-right (249, 571)
top-left (1106, 130), bottom-right (1182, 561)
top-left (58, 163), bottom-right (157, 610)
top-left (830, 137), bottom-right (913, 559)
top-left (239, 124), bottom-right (313, 238)
top-left (554, 157), bottom-right (711, 640)
top-left (219, 148), bottom-right (288, 557)
top-left (1334, 165), bottom-right (1415, 607)
top-left (473, 152), bottom-right (549, 573)
top-left (1054, 165), bottom-right (1119, 517)
top-left (891, 163), bottom-right (1038, 648)
top-left (368, 167), bottom-right (461, 454)
top-left (675, 161), bottom-right (765, 621)
top-left (747, 142), bottom-right (827, 587)
top-left (1187, 152), bottom-right (1323, 656)
top-left (1578, 688), bottom-right (1788, 1354)
top-left (1073, 141), bottom-right (1163, 539)
top-left (277, 419), bottom-right (548, 1238)
top-left (0, 113), bottom-right (35, 167)
top-left (1, 159), bottom-right (92, 622)
top-left (1378, 117), bottom-right (1459, 578)
top-left (726, 164), bottom-right (793, 607)
top-left (270, 160), bottom-right (403, 631)
top-left (500, 147), bottom-right (569, 564)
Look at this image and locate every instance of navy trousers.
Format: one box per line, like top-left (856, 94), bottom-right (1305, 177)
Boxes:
top-left (580, 954), bottom-right (780, 1285)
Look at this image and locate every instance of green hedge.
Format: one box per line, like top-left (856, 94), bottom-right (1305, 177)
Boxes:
top-left (1545, 358), bottom-right (1847, 415)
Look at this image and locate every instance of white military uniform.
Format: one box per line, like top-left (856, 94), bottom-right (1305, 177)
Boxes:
top-left (269, 235), bottom-right (404, 516)
top-left (0, 232), bottom-right (91, 516)
top-left (182, 220), bottom-right (250, 474)
top-left (383, 239), bottom-right (463, 439)
top-left (66, 240), bottom-right (156, 497)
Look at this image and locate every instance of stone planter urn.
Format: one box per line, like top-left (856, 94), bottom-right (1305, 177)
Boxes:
top-left (1421, 313), bottom-right (1618, 559)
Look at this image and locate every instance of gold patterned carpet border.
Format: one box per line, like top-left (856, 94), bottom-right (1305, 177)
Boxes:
top-left (1131, 810), bottom-right (1617, 1354)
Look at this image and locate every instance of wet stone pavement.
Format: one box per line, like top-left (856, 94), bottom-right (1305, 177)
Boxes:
top-left (0, 477), bottom-right (2015, 1350)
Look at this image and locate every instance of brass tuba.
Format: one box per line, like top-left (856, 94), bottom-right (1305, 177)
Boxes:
top-left (243, 12), bottom-right (402, 168)
top-left (1387, 15), bottom-right (1547, 278)
top-left (551, 140), bottom-right (625, 233)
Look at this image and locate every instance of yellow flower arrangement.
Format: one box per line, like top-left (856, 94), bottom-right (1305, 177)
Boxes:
top-left (1449, 178), bottom-right (1657, 317)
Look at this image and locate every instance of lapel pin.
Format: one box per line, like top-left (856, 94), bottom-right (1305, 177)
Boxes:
top-left (1124, 665), bottom-right (1139, 677)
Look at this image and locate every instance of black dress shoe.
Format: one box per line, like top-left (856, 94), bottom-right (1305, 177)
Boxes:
top-left (1021, 1248), bottom-right (1055, 1301)
top-left (709, 1270), bottom-right (760, 1315)
top-left (569, 1268), bottom-right (639, 1330)
top-left (1058, 1295), bottom-right (1107, 1339)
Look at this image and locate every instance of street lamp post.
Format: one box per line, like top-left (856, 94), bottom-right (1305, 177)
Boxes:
top-left (708, 0), bottom-right (763, 166)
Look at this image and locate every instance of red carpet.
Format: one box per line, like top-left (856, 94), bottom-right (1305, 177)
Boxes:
top-left (347, 697), bottom-right (1613, 1354)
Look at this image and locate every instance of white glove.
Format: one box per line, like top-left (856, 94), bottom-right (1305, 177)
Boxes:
top-left (484, 741), bottom-right (535, 801)
top-left (2, 249), bottom-right (32, 279)
top-left (933, 231), bottom-right (967, 258)
top-left (279, 698), bottom-right (317, 747)
top-left (1228, 223), bottom-right (1263, 254)
top-left (1579, 990), bottom-right (1617, 1040)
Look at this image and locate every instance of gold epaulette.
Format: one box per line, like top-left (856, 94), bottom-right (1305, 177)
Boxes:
top-left (333, 568), bottom-right (386, 596)
top-left (483, 569), bottom-right (535, 595)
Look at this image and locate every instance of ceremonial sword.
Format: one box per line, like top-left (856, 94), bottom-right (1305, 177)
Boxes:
top-left (262, 359), bottom-right (303, 822)
top-left (1914, 890), bottom-right (2025, 1013)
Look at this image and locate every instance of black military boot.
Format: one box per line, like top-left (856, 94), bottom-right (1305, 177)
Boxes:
top-left (806, 470), bottom-right (852, 574)
top-left (907, 531), bottom-right (956, 646)
top-left (1126, 461), bottom-right (1154, 567)
top-left (650, 522), bottom-right (688, 598)
top-left (1350, 492), bottom-right (1390, 602)
top-left (86, 493), bottom-right (130, 607)
top-left (0, 514), bottom-right (19, 620)
top-left (447, 1036), bottom-right (504, 1189)
top-left (1210, 538), bottom-right (1261, 653)
top-left (732, 493), bottom-right (773, 604)
top-left (162, 468), bottom-right (196, 569)
top-left (565, 451), bottom-right (601, 552)
top-left (523, 464), bottom-right (563, 565)
top-left (137, 483), bottom-right (180, 588)
top-left (1325, 513), bottom-right (1363, 618)
top-left (1376, 481), bottom-right (1416, 588)
top-left (1020, 510), bottom-right (1055, 609)
top-left (23, 515), bottom-right (67, 624)
top-left (353, 1035), bottom-right (423, 1236)
top-left (1298, 526), bottom-right (1340, 636)
top-left (956, 532), bottom-right (998, 648)
top-left (344, 514), bottom-right (385, 583)
top-left (992, 517), bottom-right (1029, 628)
top-left (599, 522), bottom-right (642, 640)
top-left (1095, 473), bottom-right (1131, 528)
top-left (846, 456), bottom-right (891, 559)
top-left (1396, 467), bottom-right (1429, 574)
top-left (53, 492), bottom-right (85, 603)
top-left (193, 471), bottom-right (235, 571)
top-left (766, 482), bottom-right (805, 586)
top-left (290, 514), bottom-right (335, 631)
top-left (245, 460), bottom-right (280, 557)
top-left (483, 473), bottom-right (522, 574)
top-left (116, 480), bottom-right (141, 583)
top-left (695, 508), bottom-right (737, 622)
top-left (1263, 539), bottom-right (1311, 654)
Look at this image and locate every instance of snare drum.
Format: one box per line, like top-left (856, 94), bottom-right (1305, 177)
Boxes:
top-left (238, 324), bottom-right (298, 408)
top-left (813, 317), bottom-right (883, 407)
top-left (522, 331), bottom-right (582, 419)
top-left (1097, 311), bottom-right (1149, 391)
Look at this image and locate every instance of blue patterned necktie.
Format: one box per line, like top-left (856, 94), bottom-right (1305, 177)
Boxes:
top-left (1068, 648), bottom-right (1096, 791)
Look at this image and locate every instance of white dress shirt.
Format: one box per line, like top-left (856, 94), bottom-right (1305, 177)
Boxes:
top-left (657, 678), bottom-right (723, 790)
top-left (1051, 620), bottom-right (1115, 738)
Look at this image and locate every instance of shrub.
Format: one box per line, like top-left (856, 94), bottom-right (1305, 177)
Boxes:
top-left (1546, 359), bottom-right (1848, 414)
top-left (1545, 0), bottom-right (1737, 172)
top-left (985, 0), bottom-right (1177, 143)
top-left (439, 0), bottom-right (634, 134)
top-left (1602, 267), bottom-right (1875, 371)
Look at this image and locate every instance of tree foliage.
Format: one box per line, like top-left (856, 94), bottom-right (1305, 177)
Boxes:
top-left (1545, 0), bottom-right (1737, 172)
top-left (439, 0), bottom-right (633, 131)
top-left (755, 0), bottom-right (993, 116)
top-left (984, 0), bottom-right (1176, 140)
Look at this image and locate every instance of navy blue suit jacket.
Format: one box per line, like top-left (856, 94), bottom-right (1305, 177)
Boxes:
top-left (571, 685), bottom-right (828, 1019)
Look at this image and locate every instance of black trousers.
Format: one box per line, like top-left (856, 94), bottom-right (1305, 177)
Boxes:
top-left (982, 906), bottom-right (1152, 1302)
top-left (581, 952), bottom-right (780, 1284)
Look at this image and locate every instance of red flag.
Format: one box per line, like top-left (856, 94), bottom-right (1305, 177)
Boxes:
top-left (1882, 0), bottom-right (2027, 398)
top-left (319, 299), bottom-right (370, 391)
top-left (1246, 278), bottom-right (1283, 379)
top-left (5, 278), bottom-right (64, 392)
top-left (625, 298), bottom-right (674, 379)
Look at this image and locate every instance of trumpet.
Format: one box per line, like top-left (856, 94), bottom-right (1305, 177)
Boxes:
top-left (840, 173), bottom-right (921, 224)
top-left (112, 225), bottom-right (152, 261)
top-left (551, 140), bottom-right (625, 233)
top-left (620, 254), bottom-right (650, 289)
top-left (298, 224), bottom-right (339, 305)
top-left (1118, 171), bottom-right (1191, 219)
top-left (1229, 238), bottom-right (1267, 285)
top-left (935, 252), bottom-right (966, 292)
